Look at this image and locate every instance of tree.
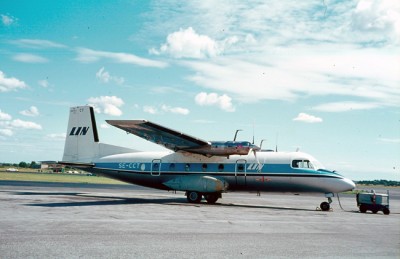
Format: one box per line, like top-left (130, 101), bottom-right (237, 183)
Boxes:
top-left (18, 161), bottom-right (27, 168)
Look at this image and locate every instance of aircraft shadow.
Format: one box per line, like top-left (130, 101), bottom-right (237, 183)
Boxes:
top-left (19, 191), bottom-right (319, 212)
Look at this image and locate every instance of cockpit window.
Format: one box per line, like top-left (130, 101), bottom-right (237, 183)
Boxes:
top-left (292, 159), bottom-right (315, 169)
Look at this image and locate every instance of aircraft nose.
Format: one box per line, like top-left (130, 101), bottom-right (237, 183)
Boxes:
top-left (342, 177), bottom-right (356, 191)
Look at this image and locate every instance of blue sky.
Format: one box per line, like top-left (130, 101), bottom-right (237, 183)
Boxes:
top-left (0, 0), bottom-right (399, 180)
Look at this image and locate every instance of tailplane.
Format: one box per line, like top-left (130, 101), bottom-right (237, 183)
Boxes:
top-left (62, 106), bottom-right (136, 162)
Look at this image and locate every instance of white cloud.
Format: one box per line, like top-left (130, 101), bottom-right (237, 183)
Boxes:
top-left (142, 104), bottom-right (189, 115)
top-left (0, 129), bottom-right (13, 136)
top-left (13, 53), bottom-right (49, 63)
top-left (195, 92), bottom-right (235, 112)
top-left (1, 14), bottom-right (15, 26)
top-left (378, 138), bottom-right (400, 144)
top-left (150, 27), bottom-right (223, 59)
top-left (312, 102), bottom-right (380, 112)
top-left (10, 119), bottom-right (42, 130)
top-left (11, 39), bottom-right (67, 49)
top-left (0, 70), bottom-right (27, 92)
top-left (75, 48), bottom-right (168, 68)
top-left (143, 106), bottom-right (158, 114)
top-left (161, 105), bottom-right (190, 115)
top-left (38, 79), bottom-right (49, 88)
top-left (20, 106), bottom-right (40, 117)
top-left (96, 67), bottom-right (124, 84)
top-left (0, 110), bottom-right (12, 120)
top-left (87, 96), bottom-right (124, 116)
top-left (351, 0), bottom-right (400, 44)
top-left (293, 113), bottom-right (323, 123)
top-left (46, 133), bottom-right (66, 140)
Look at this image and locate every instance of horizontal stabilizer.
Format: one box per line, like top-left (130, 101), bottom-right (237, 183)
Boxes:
top-left (58, 161), bottom-right (95, 168)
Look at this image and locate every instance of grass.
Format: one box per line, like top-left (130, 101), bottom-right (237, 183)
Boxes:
top-left (0, 170), bottom-right (126, 185)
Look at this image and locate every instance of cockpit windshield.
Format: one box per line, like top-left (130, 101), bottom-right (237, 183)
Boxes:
top-left (292, 159), bottom-right (324, 170)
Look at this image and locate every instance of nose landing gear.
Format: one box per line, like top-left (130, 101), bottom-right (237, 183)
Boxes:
top-left (320, 193), bottom-right (334, 211)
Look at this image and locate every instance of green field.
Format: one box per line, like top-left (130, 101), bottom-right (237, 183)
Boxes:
top-left (0, 171), bottom-right (126, 185)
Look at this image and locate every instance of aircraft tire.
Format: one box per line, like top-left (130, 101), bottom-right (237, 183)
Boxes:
top-left (320, 202), bottom-right (330, 211)
top-left (204, 193), bottom-right (219, 204)
top-left (187, 191), bottom-right (202, 203)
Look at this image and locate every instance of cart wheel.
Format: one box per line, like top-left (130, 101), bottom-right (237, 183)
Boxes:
top-left (372, 209), bottom-right (378, 214)
top-left (383, 208), bottom-right (390, 215)
top-left (359, 204), bottom-right (367, 213)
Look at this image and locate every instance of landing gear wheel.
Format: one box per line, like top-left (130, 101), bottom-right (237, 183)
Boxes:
top-left (187, 191), bottom-right (202, 203)
top-left (204, 193), bottom-right (219, 204)
top-left (320, 201), bottom-right (330, 211)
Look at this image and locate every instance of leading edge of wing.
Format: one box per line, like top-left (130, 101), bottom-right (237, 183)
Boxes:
top-left (106, 120), bottom-right (210, 151)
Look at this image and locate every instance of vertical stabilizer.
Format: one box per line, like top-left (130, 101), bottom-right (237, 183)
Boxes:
top-left (62, 106), bottom-right (138, 162)
top-left (62, 106), bottom-right (100, 162)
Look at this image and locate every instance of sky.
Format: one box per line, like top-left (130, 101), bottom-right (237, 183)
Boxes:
top-left (0, 0), bottom-right (399, 180)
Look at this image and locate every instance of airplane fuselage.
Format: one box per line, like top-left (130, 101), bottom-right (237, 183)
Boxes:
top-left (85, 150), bottom-right (355, 194)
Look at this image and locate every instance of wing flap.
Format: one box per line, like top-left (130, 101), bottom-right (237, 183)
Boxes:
top-left (106, 120), bottom-right (209, 151)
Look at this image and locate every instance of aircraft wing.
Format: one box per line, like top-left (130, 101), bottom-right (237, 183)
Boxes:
top-left (106, 120), bottom-right (210, 152)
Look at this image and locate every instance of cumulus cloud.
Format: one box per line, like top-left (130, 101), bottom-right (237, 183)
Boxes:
top-left (87, 96), bottom-right (124, 116)
top-left (195, 92), bottom-right (235, 112)
top-left (293, 113), bottom-right (323, 123)
top-left (1, 14), bottom-right (15, 26)
top-left (13, 53), bottom-right (48, 63)
top-left (96, 67), bottom-right (124, 84)
top-left (10, 119), bottom-right (42, 130)
top-left (351, 0), bottom-right (400, 44)
top-left (0, 110), bottom-right (12, 120)
top-left (75, 48), bottom-right (168, 68)
top-left (150, 27), bottom-right (221, 58)
top-left (143, 106), bottom-right (158, 115)
top-left (0, 70), bottom-right (27, 92)
top-left (20, 106), bottom-right (40, 117)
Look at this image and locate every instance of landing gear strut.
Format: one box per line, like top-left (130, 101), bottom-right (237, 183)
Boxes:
top-left (320, 193), bottom-right (334, 211)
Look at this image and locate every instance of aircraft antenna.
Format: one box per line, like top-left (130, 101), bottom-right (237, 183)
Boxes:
top-left (275, 133), bottom-right (279, 152)
top-left (234, 129), bottom-right (242, 141)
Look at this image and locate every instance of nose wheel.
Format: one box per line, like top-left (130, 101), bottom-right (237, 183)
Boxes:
top-left (320, 195), bottom-right (333, 211)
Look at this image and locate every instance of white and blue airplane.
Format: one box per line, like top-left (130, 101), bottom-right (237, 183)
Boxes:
top-left (61, 106), bottom-right (355, 210)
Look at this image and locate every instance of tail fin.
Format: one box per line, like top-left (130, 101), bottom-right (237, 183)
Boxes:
top-left (62, 106), bottom-right (136, 162)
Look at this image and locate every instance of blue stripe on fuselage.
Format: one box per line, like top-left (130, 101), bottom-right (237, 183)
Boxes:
top-left (94, 162), bottom-right (340, 178)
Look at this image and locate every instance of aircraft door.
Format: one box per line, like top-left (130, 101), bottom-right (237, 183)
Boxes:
top-left (235, 159), bottom-right (247, 186)
top-left (151, 159), bottom-right (161, 176)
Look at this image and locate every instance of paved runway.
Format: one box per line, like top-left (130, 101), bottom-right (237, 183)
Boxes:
top-left (0, 181), bottom-right (399, 258)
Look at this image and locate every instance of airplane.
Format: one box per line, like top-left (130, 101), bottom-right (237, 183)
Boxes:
top-left (60, 105), bottom-right (355, 211)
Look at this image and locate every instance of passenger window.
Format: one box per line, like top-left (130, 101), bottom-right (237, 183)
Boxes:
top-left (185, 164), bottom-right (190, 171)
top-left (202, 163), bottom-right (207, 172)
top-left (169, 163), bottom-right (175, 170)
top-left (218, 164), bottom-right (224, 172)
top-left (237, 164), bottom-right (245, 172)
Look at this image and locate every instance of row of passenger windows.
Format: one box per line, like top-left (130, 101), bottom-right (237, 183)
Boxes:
top-left (152, 163), bottom-right (246, 172)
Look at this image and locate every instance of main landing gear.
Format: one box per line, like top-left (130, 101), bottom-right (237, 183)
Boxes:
top-left (186, 191), bottom-right (221, 204)
top-left (320, 193), bottom-right (334, 211)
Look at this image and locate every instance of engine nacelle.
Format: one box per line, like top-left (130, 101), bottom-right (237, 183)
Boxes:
top-left (163, 175), bottom-right (228, 193)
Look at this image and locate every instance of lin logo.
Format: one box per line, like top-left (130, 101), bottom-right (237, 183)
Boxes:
top-left (69, 127), bottom-right (90, 136)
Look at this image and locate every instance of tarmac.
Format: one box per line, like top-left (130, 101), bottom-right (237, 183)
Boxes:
top-left (0, 181), bottom-right (399, 258)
